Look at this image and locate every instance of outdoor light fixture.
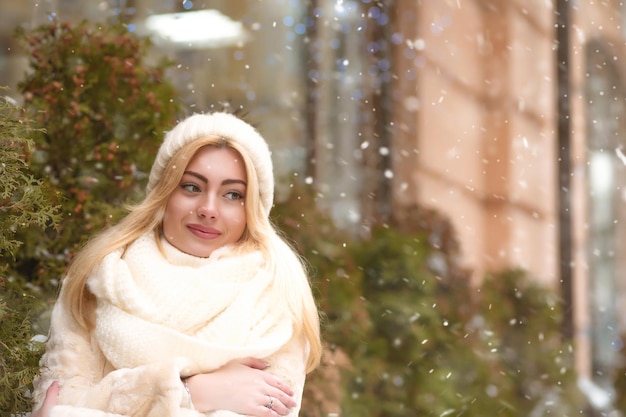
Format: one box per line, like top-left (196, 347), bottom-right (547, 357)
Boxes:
top-left (144, 9), bottom-right (248, 49)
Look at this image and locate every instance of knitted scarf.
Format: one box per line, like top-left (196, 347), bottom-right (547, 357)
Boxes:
top-left (87, 232), bottom-right (293, 376)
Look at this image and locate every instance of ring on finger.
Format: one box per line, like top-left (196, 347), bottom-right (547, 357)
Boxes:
top-left (265, 395), bottom-right (274, 410)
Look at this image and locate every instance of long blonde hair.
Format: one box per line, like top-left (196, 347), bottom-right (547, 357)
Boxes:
top-left (61, 135), bottom-right (322, 373)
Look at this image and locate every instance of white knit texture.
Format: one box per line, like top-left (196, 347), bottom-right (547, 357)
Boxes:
top-left (87, 233), bottom-right (292, 375)
top-left (147, 112), bottom-right (274, 216)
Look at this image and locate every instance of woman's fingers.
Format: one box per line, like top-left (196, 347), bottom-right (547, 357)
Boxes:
top-left (263, 373), bottom-right (294, 398)
top-left (266, 384), bottom-right (296, 409)
top-left (257, 394), bottom-right (291, 417)
top-left (240, 358), bottom-right (295, 401)
top-left (32, 381), bottom-right (59, 417)
top-left (276, 379), bottom-right (294, 397)
top-left (43, 381), bottom-right (60, 408)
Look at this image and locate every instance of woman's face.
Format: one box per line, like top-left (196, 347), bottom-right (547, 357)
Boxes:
top-left (162, 146), bottom-right (247, 257)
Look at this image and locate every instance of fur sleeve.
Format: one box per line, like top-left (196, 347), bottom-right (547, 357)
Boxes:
top-left (33, 297), bottom-right (201, 417)
top-left (32, 297), bottom-right (104, 409)
top-left (261, 333), bottom-right (308, 417)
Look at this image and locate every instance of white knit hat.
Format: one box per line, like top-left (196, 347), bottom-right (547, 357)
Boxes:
top-left (147, 112), bottom-right (274, 216)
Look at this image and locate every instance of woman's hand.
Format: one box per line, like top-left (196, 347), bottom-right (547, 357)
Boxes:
top-left (185, 357), bottom-right (297, 416)
top-left (30, 381), bottom-right (59, 417)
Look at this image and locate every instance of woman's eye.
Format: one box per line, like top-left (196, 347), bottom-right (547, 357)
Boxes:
top-left (181, 183), bottom-right (200, 193)
top-left (225, 191), bottom-right (244, 201)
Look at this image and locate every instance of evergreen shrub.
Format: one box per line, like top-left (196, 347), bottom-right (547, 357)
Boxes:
top-left (274, 185), bottom-right (583, 416)
top-left (13, 18), bottom-right (179, 291)
top-left (0, 93), bottom-right (60, 414)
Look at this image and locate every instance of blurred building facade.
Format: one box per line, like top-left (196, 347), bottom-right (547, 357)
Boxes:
top-left (1, 0), bottom-right (625, 403)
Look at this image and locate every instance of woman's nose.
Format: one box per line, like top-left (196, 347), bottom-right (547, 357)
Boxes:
top-left (197, 196), bottom-right (218, 218)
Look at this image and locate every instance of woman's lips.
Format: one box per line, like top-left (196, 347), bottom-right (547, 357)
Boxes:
top-left (188, 224), bottom-right (221, 239)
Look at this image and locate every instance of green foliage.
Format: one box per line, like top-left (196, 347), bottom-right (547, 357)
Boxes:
top-left (343, 215), bottom-right (486, 417)
top-left (0, 94), bottom-right (60, 273)
top-left (0, 283), bottom-right (47, 414)
top-left (12, 18), bottom-right (179, 288)
top-left (0, 92), bottom-right (59, 414)
top-left (477, 270), bottom-right (578, 414)
top-left (274, 187), bottom-right (583, 417)
top-left (612, 337), bottom-right (626, 410)
top-left (271, 182), bottom-right (370, 344)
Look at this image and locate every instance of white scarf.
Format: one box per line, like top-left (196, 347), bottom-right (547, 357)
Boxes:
top-left (87, 232), bottom-right (293, 376)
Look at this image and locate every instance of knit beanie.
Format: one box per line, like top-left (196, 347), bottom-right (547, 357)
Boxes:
top-left (147, 112), bottom-right (274, 216)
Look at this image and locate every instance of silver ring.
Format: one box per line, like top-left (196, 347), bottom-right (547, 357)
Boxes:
top-left (266, 395), bottom-right (274, 410)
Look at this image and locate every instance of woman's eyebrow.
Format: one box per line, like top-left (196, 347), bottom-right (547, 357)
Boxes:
top-left (222, 179), bottom-right (247, 186)
top-left (183, 171), bottom-right (247, 186)
top-left (183, 171), bottom-right (208, 184)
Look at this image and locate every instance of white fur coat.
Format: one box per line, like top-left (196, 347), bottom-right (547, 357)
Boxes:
top-left (33, 233), bottom-right (308, 417)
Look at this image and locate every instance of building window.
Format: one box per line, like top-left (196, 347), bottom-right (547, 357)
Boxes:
top-left (585, 40), bottom-right (626, 387)
top-left (307, 0), bottom-right (394, 233)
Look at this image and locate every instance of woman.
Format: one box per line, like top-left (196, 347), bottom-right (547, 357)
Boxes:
top-left (31, 112), bottom-right (322, 417)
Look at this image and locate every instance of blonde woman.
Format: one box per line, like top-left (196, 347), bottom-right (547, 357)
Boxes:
top-left (31, 112), bottom-right (322, 417)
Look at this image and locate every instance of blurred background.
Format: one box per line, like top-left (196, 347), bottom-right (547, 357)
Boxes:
top-left (2, 0), bottom-right (626, 416)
